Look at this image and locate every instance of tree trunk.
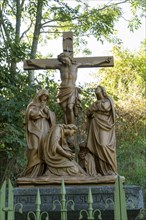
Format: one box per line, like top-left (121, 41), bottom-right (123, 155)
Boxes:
top-left (28, 0), bottom-right (43, 85)
top-left (10, 0), bottom-right (22, 74)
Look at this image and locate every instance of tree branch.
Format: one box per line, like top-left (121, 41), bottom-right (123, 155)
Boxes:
top-left (41, 0), bottom-right (129, 29)
top-left (42, 24), bottom-right (72, 28)
top-left (28, 0), bottom-right (44, 85)
top-left (20, 20), bottom-right (33, 40)
top-left (20, 0), bottom-right (25, 9)
top-left (0, 21), bottom-right (11, 68)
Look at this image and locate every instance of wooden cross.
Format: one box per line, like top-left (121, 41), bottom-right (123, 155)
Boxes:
top-left (24, 32), bottom-right (114, 70)
top-left (24, 32), bottom-right (114, 125)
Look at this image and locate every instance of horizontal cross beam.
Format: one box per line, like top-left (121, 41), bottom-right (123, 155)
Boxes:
top-left (24, 56), bottom-right (114, 70)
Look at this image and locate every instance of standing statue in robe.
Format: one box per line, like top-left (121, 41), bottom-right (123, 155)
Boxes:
top-left (23, 89), bottom-right (56, 178)
top-left (86, 86), bottom-right (117, 176)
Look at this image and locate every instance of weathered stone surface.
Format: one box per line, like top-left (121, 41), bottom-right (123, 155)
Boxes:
top-left (17, 175), bottom-right (125, 185)
top-left (14, 184), bottom-right (144, 220)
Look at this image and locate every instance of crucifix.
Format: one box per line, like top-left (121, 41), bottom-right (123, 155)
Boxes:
top-left (24, 32), bottom-right (114, 125)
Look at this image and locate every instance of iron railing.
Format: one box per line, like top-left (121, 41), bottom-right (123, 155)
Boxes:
top-left (0, 176), bottom-right (145, 220)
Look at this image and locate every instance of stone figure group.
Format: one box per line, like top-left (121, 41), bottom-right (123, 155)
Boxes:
top-left (22, 84), bottom-right (117, 182)
top-left (18, 28), bottom-right (119, 184)
top-left (26, 52), bottom-right (111, 125)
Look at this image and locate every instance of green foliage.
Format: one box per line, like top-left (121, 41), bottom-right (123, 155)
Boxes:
top-left (74, 4), bottom-right (122, 43)
top-left (117, 136), bottom-right (146, 186)
top-left (76, 85), bottom-right (95, 142)
top-left (97, 44), bottom-right (146, 99)
top-left (130, 0), bottom-right (146, 15)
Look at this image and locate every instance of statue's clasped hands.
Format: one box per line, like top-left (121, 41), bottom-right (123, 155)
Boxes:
top-left (66, 152), bottom-right (75, 161)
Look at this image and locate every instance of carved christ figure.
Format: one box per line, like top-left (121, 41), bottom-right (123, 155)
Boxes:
top-left (26, 53), bottom-right (111, 125)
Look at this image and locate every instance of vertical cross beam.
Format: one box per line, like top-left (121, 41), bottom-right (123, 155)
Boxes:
top-left (63, 32), bottom-right (73, 57)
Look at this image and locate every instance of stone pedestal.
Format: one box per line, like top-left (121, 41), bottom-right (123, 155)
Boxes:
top-left (14, 184), bottom-right (144, 220)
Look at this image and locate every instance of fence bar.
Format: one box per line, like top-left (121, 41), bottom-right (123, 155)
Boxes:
top-left (61, 180), bottom-right (67, 220)
top-left (87, 188), bottom-right (94, 220)
top-left (114, 175), bottom-right (128, 220)
top-left (7, 179), bottom-right (14, 220)
top-left (52, 180), bottom-right (74, 220)
top-left (36, 189), bottom-right (41, 220)
top-left (79, 187), bottom-right (102, 220)
top-left (0, 180), bottom-right (6, 220)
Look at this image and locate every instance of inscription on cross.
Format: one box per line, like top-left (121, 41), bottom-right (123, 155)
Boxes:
top-left (24, 32), bottom-right (114, 124)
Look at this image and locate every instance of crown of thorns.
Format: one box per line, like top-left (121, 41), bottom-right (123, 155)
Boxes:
top-left (57, 53), bottom-right (72, 61)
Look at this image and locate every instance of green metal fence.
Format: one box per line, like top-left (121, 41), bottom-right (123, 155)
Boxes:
top-left (0, 176), bottom-right (145, 220)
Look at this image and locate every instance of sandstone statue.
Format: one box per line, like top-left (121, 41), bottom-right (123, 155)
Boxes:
top-left (86, 85), bottom-right (117, 176)
top-left (43, 124), bottom-right (86, 177)
top-left (18, 32), bottom-right (120, 185)
top-left (25, 53), bottom-right (111, 125)
top-left (23, 89), bottom-right (56, 178)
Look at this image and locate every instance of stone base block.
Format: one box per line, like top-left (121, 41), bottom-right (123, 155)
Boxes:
top-left (14, 184), bottom-right (144, 220)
